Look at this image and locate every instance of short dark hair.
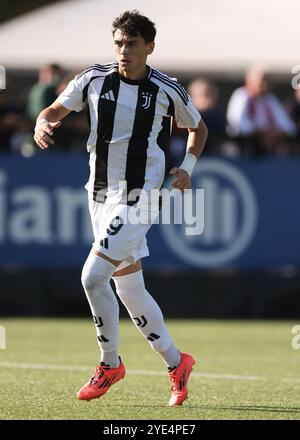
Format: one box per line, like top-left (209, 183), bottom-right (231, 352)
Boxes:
top-left (112, 10), bottom-right (156, 43)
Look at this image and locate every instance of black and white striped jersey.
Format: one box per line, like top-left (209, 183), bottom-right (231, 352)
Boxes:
top-left (57, 62), bottom-right (201, 203)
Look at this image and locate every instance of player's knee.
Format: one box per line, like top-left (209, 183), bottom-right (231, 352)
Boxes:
top-left (81, 259), bottom-right (111, 292)
top-left (81, 267), bottom-right (99, 292)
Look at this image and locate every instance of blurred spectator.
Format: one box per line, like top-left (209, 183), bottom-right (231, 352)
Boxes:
top-left (0, 91), bottom-right (19, 152)
top-left (227, 66), bottom-right (296, 156)
top-left (21, 66), bottom-right (89, 155)
top-left (169, 77), bottom-right (227, 166)
top-left (286, 86), bottom-right (300, 154)
top-left (52, 73), bottom-right (89, 151)
top-left (9, 63), bottom-right (65, 157)
top-left (3, 65), bottom-right (299, 159)
top-left (26, 63), bottom-right (63, 121)
top-left (188, 78), bottom-right (227, 155)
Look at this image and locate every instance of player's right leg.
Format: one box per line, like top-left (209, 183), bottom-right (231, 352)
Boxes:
top-left (77, 250), bottom-right (125, 401)
top-left (77, 199), bottom-right (127, 401)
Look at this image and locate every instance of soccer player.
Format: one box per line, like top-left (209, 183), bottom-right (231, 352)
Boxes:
top-left (34, 10), bottom-right (207, 406)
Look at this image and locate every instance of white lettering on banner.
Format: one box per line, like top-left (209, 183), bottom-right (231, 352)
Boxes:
top-left (55, 189), bottom-right (91, 244)
top-left (0, 165), bottom-right (204, 246)
top-left (9, 187), bottom-right (52, 243)
top-left (0, 170), bottom-right (93, 245)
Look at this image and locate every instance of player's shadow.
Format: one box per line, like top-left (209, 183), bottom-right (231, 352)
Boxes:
top-left (216, 405), bottom-right (300, 414)
top-left (185, 404), bottom-right (300, 414)
top-left (100, 403), bottom-right (300, 414)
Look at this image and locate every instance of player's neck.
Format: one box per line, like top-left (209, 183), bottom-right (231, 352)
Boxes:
top-left (118, 65), bottom-right (149, 81)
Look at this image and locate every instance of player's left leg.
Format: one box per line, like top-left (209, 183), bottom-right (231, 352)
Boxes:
top-left (113, 263), bottom-right (180, 367)
top-left (113, 262), bottom-right (196, 406)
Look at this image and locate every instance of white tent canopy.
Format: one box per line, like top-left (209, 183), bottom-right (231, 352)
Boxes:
top-left (0, 0), bottom-right (298, 73)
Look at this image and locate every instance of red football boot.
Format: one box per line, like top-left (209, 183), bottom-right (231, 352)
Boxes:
top-left (168, 352), bottom-right (196, 406)
top-left (77, 359), bottom-right (125, 401)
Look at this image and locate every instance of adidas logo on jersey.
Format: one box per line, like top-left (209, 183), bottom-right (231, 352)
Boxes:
top-left (101, 90), bottom-right (115, 101)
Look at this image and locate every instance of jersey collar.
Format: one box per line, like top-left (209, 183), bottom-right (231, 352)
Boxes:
top-left (118, 65), bottom-right (152, 85)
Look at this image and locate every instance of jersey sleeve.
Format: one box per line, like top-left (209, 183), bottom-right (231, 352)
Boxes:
top-left (57, 70), bottom-right (91, 112)
top-left (174, 93), bottom-right (201, 129)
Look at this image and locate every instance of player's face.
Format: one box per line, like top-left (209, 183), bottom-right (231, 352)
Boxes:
top-left (113, 29), bottom-right (154, 78)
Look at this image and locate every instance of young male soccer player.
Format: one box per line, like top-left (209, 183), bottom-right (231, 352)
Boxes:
top-left (34, 10), bottom-right (207, 406)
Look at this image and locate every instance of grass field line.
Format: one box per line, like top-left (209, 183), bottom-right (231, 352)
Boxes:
top-left (1, 361), bottom-right (300, 384)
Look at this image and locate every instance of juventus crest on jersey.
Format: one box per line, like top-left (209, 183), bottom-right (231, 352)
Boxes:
top-left (58, 62), bottom-right (201, 203)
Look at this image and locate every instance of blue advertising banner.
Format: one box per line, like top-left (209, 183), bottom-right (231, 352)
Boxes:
top-left (0, 153), bottom-right (299, 270)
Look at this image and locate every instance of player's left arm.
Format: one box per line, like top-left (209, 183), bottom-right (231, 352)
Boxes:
top-left (170, 118), bottom-right (208, 191)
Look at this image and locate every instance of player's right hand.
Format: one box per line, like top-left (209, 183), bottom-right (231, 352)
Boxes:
top-left (34, 119), bottom-right (61, 150)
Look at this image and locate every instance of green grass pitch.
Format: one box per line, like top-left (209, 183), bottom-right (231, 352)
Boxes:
top-left (0, 318), bottom-right (300, 420)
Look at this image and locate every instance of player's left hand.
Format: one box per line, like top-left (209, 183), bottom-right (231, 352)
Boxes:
top-left (169, 167), bottom-right (192, 191)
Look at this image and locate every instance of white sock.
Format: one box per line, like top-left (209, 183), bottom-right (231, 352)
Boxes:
top-left (81, 252), bottom-right (120, 368)
top-left (113, 270), bottom-right (181, 368)
top-left (161, 344), bottom-right (181, 370)
top-left (100, 352), bottom-right (120, 369)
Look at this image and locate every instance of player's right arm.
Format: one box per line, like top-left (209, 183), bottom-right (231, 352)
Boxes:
top-left (34, 101), bottom-right (71, 150)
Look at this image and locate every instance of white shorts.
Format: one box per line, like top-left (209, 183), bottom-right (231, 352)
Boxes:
top-left (88, 199), bottom-right (155, 270)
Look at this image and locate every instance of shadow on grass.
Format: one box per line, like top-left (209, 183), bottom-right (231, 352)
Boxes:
top-left (98, 403), bottom-right (300, 414)
top-left (210, 405), bottom-right (300, 414)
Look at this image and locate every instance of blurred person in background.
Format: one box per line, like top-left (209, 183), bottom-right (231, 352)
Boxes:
top-left (10, 63), bottom-right (64, 157)
top-left (226, 66), bottom-right (296, 156)
top-left (26, 63), bottom-right (63, 121)
top-left (33, 10), bottom-right (207, 407)
top-left (0, 91), bottom-right (19, 152)
top-left (169, 77), bottom-right (227, 169)
top-left (53, 73), bottom-right (90, 151)
top-left (188, 78), bottom-right (227, 155)
top-left (286, 86), bottom-right (300, 154)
